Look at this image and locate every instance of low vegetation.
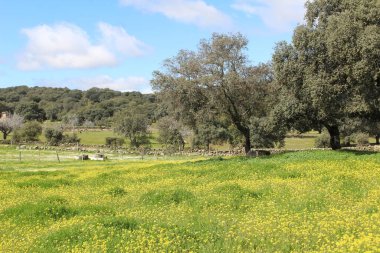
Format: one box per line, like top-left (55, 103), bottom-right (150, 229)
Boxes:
top-left (0, 148), bottom-right (379, 252)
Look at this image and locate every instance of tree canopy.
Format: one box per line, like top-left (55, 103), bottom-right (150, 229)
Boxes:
top-left (0, 86), bottom-right (157, 127)
top-left (273, 0), bottom-right (380, 149)
top-left (152, 33), bottom-right (281, 153)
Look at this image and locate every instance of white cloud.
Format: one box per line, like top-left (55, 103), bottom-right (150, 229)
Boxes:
top-left (98, 22), bottom-right (151, 57)
top-left (37, 75), bottom-right (151, 93)
top-left (18, 22), bottom-right (149, 70)
top-left (232, 0), bottom-right (306, 32)
top-left (72, 75), bottom-right (151, 92)
top-left (120, 0), bottom-right (232, 28)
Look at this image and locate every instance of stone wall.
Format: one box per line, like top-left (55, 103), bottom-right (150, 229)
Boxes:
top-left (12, 143), bottom-right (380, 156)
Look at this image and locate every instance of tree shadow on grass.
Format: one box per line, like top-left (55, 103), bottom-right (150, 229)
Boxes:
top-left (338, 149), bottom-right (378, 156)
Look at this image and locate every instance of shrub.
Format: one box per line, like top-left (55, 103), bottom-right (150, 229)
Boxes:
top-left (314, 132), bottom-right (331, 148)
top-left (63, 133), bottom-right (80, 144)
top-left (355, 133), bottom-right (369, 146)
top-left (44, 128), bottom-right (64, 146)
top-left (105, 137), bottom-right (125, 147)
top-left (343, 136), bottom-right (351, 147)
top-left (12, 121), bottom-right (42, 143)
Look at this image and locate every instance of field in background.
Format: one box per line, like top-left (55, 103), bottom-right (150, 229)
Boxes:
top-left (21, 123), bottom-right (376, 150)
top-left (73, 129), bottom-right (320, 149)
top-left (0, 148), bottom-right (379, 252)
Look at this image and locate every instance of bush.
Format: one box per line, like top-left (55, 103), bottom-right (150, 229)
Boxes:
top-left (355, 133), bottom-right (369, 146)
top-left (44, 128), bottom-right (64, 146)
top-left (62, 133), bottom-right (80, 144)
top-left (314, 132), bottom-right (331, 148)
top-left (250, 117), bottom-right (286, 149)
top-left (12, 121), bottom-right (42, 143)
top-left (343, 136), bottom-right (351, 147)
top-left (105, 137), bottom-right (125, 147)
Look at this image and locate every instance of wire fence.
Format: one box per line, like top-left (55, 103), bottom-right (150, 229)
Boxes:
top-left (0, 147), bottom-right (200, 163)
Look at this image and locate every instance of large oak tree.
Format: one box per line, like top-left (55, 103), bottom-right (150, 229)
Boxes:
top-left (152, 33), bottom-right (278, 153)
top-left (273, 0), bottom-right (379, 149)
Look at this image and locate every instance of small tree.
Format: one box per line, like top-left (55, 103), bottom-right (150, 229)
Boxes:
top-left (105, 137), bottom-right (125, 149)
top-left (354, 133), bottom-right (369, 147)
top-left (63, 114), bottom-right (80, 132)
top-left (157, 116), bottom-right (185, 152)
top-left (82, 120), bottom-right (95, 129)
top-left (0, 114), bottom-right (23, 140)
top-left (44, 127), bottom-right (64, 146)
top-left (315, 132), bottom-right (331, 148)
top-left (113, 109), bottom-right (150, 148)
top-left (13, 121), bottom-right (42, 142)
top-left (62, 133), bottom-right (80, 144)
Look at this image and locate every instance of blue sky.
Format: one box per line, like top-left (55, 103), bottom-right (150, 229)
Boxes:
top-left (0, 0), bottom-right (306, 93)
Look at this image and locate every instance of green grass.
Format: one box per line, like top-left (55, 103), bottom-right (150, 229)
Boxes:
top-left (40, 128), bottom-right (162, 147)
top-left (284, 136), bottom-right (316, 149)
top-left (76, 130), bottom-right (119, 145)
top-left (0, 147), bottom-right (379, 252)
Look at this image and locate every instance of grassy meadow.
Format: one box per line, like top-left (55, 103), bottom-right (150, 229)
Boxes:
top-left (0, 147), bottom-right (379, 252)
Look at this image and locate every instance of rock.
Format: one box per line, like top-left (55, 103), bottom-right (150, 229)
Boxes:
top-left (76, 154), bottom-right (89, 160)
top-left (246, 150), bottom-right (271, 157)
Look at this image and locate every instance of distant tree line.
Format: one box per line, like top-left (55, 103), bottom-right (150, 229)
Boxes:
top-left (0, 86), bottom-right (157, 126)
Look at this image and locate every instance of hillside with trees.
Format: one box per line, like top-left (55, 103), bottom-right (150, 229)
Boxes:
top-left (0, 86), bottom-right (157, 127)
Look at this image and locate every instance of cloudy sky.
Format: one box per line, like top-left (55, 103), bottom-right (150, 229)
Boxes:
top-left (0, 0), bottom-right (306, 93)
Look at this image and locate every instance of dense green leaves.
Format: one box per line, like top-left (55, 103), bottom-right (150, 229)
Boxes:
top-left (113, 107), bottom-right (151, 148)
top-left (153, 33), bottom-right (283, 153)
top-left (0, 86), bottom-right (156, 127)
top-left (273, 0), bottom-right (380, 149)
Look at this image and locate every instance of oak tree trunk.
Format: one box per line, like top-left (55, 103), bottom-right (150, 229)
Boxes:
top-left (326, 125), bottom-right (341, 150)
top-left (243, 131), bottom-right (251, 154)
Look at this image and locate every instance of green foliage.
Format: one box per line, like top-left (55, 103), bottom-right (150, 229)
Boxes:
top-left (62, 133), bottom-right (80, 144)
top-left (113, 108), bottom-right (151, 148)
top-left (314, 132), bottom-right (331, 148)
top-left (101, 217), bottom-right (138, 230)
top-left (156, 116), bottom-right (186, 151)
top-left (108, 187), bottom-right (127, 197)
top-left (250, 117), bottom-right (286, 148)
top-left (15, 178), bottom-right (72, 188)
top-left (343, 136), bottom-right (352, 147)
top-left (0, 149), bottom-right (380, 252)
top-left (15, 101), bottom-right (46, 121)
top-left (2, 196), bottom-right (78, 223)
top-left (0, 86), bottom-right (156, 126)
top-left (12, 121), bottom-right (42, 142)
top-left (140, 189), bottom-right (195, 205)
top-left (355, 133), bottom-right (369, 146)
top-left (152, 34), bottom-right (279, 153)
top-left (273, 0), bottom-right (380, 150)
top-left (44, 127), bottom-right (64, 146)
top-left (105, 137), bottom-right (125, 147)
top-left (193, 123), bottom-right (228, 150)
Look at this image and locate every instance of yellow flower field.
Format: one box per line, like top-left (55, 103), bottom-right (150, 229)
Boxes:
top-left (0, 150), bottom-right (379, 252)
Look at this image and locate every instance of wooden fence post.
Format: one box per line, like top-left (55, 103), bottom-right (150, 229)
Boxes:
top-left (56, 151), bottom-right (60, 163)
